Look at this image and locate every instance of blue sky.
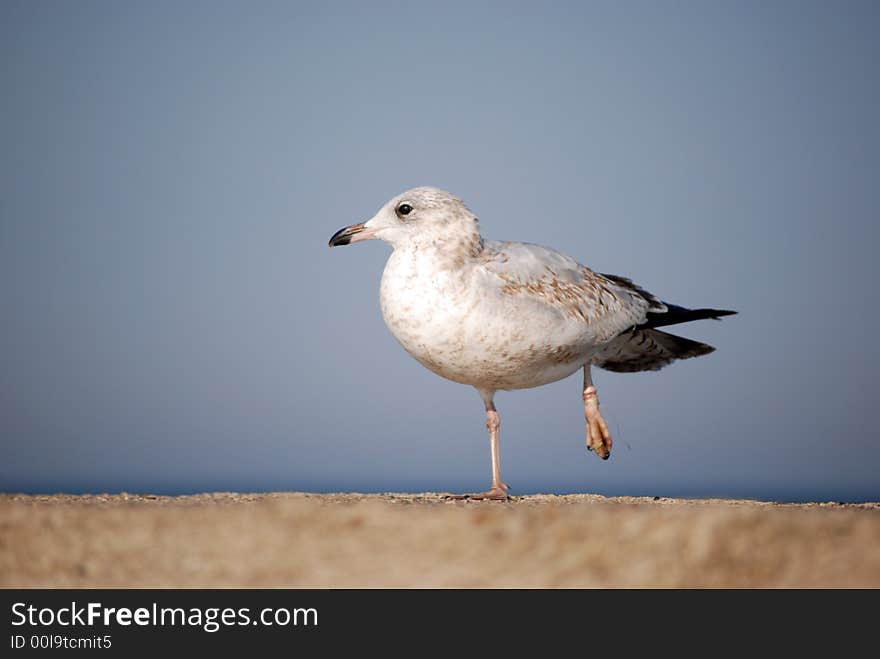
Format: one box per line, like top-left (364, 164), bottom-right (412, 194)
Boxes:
top-left (2, 1), bottom-right (878, 500)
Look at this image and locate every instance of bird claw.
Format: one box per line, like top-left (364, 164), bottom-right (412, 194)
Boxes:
top-left (586, 411), bottom-right (612, 460)
top-left (446, 483), bottom-right (510, 501)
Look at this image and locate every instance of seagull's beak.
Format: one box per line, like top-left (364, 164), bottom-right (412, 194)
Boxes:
top-left (328, 222), bottom-right (376, 247)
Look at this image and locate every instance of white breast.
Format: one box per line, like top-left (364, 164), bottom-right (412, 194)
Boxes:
top-left (379, 247), bottom-right (599, 391)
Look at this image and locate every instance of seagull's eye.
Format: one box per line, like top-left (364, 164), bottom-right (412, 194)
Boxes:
top-left (396, 203), bottom-right (413, 217)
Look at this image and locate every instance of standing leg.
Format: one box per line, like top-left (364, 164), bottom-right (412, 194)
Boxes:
top-left (483, 392), bottom-right (508, 496)
top-left (583, 365), bottom-right (612, 460)
top-left (449, 389), bottom-right (510, 500)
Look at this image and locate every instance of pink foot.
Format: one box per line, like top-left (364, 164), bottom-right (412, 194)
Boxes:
top-left (584, 386), bottom-right (612, 460)
top-left (446, 483), bottom-right (510, 501)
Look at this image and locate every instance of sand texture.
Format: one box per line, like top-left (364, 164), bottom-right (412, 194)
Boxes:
top-left (1, 492), bottom-right (878, 588)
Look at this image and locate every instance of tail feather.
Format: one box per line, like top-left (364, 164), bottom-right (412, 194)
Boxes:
top-left (595, 328), bottom-right (715, 373)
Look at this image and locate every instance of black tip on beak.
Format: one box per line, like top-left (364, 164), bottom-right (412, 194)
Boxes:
top-left (328, 226), bottom-right (352, 247)
top-left (328, 222), bottom-right (368, 247)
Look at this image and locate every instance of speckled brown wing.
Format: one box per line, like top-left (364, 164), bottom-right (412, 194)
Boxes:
top-left (596, 272), bottom-right (668, 314)
top-left (477, 241), bottom-right (733, 370)
top-left (478, 241), bottom-right (661, 343)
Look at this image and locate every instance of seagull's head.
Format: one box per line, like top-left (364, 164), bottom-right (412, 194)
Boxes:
top-left (328, 187), bottom-right (482, 253)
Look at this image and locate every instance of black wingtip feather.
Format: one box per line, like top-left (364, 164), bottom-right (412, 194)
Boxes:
top-left (639, 305), bottom-right (737, 330)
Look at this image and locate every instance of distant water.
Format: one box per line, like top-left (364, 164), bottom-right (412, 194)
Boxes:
top-left (2, 476), bottom-right (876, 504)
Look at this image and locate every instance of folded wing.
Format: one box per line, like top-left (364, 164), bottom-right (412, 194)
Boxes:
top-left (479, 241), bottom-right (736, 372)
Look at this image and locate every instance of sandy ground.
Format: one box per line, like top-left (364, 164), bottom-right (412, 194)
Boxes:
top-left (1, 492), bottom-right (878, 588)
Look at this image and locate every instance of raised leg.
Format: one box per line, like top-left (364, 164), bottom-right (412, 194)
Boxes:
top-left (448, 389), bottom-right (510, 500)
top-left (583, 365), bottom-right (612, 460)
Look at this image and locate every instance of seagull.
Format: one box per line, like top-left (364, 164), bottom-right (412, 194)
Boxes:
top-left (329, 187), bottom-right (735, 500)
